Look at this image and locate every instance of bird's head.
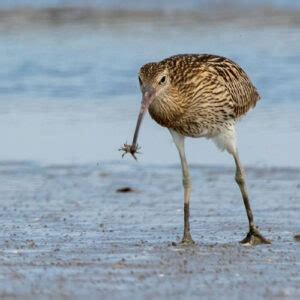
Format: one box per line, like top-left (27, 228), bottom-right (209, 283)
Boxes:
top-left (120, 62), bottom-right (171, 159)
top-left (138, 62), bottom-right (170, 105)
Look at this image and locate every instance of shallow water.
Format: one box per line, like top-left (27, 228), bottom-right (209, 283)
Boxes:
top-left (0, 4), bottom-right (299, 167)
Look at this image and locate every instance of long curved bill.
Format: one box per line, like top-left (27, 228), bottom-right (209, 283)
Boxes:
top-left (120, 86), bottom-right (156, 160)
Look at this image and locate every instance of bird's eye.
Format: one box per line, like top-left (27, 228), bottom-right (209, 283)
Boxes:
top-left (138, 76), bottom-right (142, 85)
top-left (159, 76), bottom-right (166, 85)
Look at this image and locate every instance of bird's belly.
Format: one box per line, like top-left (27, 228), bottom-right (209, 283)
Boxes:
top-left (170, 112), bottom-right (236, 139)
top-left (171, 123), bottom-right (218, 139)
top-left (149, 105), bottom-right (232, 139)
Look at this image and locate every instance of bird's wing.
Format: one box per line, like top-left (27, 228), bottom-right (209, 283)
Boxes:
top-left (206, 57), bottom-right (260, 118)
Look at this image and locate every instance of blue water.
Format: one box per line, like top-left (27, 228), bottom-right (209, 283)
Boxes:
top-left (0, 3), bottom-right (299, 167)
top-left (1, 0), bottom-right (300, 10)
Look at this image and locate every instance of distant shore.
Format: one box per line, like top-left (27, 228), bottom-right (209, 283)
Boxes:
top-left (0, 6), bottom-right (300, 28)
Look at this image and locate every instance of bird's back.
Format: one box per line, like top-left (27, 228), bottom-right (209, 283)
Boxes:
top-left (164, 54), bottom-right (260, 116)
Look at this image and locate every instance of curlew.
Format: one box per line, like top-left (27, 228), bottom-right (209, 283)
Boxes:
top-left (120, 54), bottom-right (270, 246)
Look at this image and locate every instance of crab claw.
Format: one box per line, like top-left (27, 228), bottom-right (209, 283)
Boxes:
top-left (119, 143), bottom-right (141, 160)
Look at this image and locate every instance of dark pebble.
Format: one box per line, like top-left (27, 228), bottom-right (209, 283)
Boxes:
top-left (116, 187), bottom-right (135, 193)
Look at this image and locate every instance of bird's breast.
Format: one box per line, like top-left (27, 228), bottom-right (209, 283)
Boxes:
top-left (149, 97), bottom-right (233, 138)
top-left (148, 95), bottom-right (185, 129)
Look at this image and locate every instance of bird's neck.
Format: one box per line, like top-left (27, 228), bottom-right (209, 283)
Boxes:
top-left (148, 93), bottom-right (185, 128)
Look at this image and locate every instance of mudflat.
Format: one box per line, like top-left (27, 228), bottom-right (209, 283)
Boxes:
top-left (0, 161), bottom-right (299, 299)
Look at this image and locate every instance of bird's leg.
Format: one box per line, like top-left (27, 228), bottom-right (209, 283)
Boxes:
top-left (170, 130), bottom-right (194, 245)
top-left (233, 152), bottom-right (271, 245)
top-left (182, 170), bottom-right (193, 245)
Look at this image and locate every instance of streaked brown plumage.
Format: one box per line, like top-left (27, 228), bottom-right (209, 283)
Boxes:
top-left (121, 54), bottom-right (270, 245)
top-left (141, 54), bottom-right (260, 138)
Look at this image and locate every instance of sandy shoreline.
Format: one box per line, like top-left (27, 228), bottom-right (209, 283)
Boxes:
top-left (0, 161), bottom-right (299, 299)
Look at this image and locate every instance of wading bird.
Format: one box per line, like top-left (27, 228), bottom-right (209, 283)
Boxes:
top-left (120, 54), bottom-right (270, 246)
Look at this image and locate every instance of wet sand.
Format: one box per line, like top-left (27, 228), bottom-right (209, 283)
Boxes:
top-left (0, 161), bottom-right (299, 299)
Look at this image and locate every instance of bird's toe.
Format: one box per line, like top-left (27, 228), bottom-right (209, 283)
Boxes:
top-left (180, 233), bottom-right (195, 246)
top-left (240, 228), bottom-right (271, 246)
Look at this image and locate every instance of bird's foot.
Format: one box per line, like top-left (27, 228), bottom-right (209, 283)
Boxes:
top-left (240, 227), bottom-right (271, 246)
top-left (294, 234), bottom-right (300, 242)
top-left (119, 143), bottom-right (141, 160)
top-left (180, 232), bottom-right (195, 246)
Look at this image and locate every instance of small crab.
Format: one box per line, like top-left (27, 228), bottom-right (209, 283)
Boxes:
top-left (119, 143), bottom-right (141, 160)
